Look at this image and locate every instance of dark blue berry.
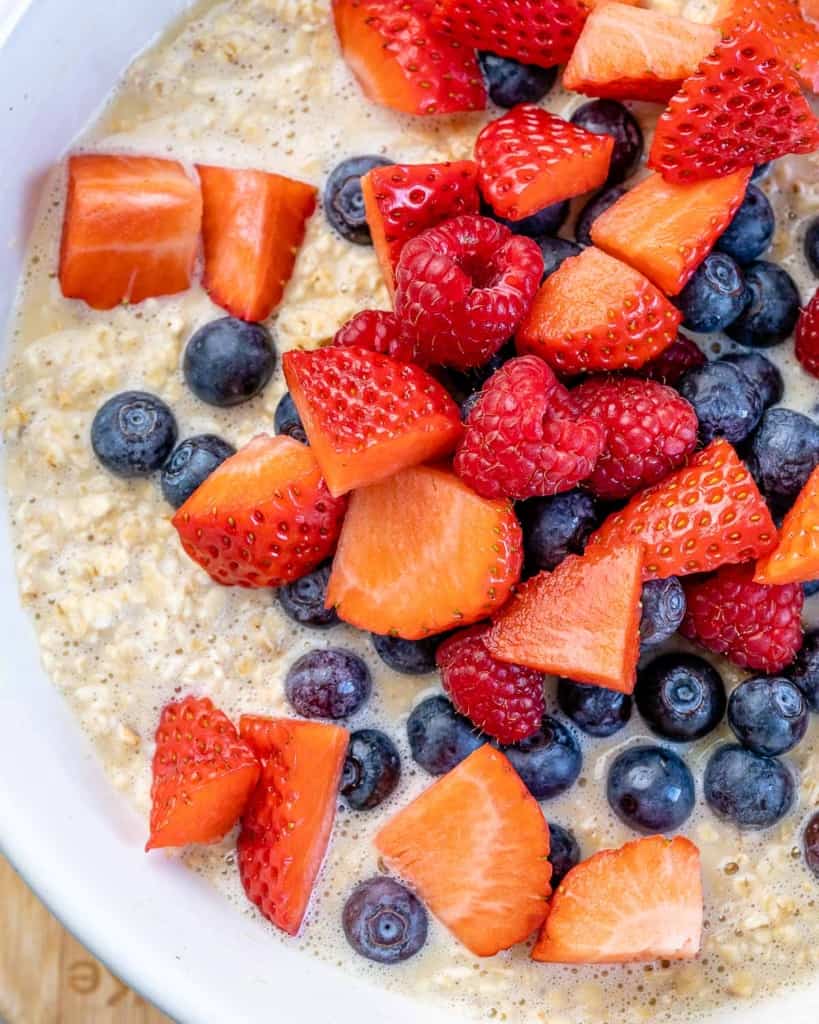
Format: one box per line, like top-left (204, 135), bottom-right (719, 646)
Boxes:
top-left (786, 630), bottom-right (819, 712)
top-left (575, 186), bottom-right (627, 247)
top-left (715, 186), bottom-right (774, 265)
top-left (461, 392), bottom-right (481, 422)
top-left (747, 408), bottom-right (819, 513)
top-left (636, 653), bottom-right (726, 742)
top-left (343, 877), bottom-right (427, 964)
top-left (557, 679), bottom-right (632, 737)
top-left (407, 696), bottom-right (482, 775)
top-left (607, 745), bottom-right (696, 833)
top-left (639, 577), bottom-right (686, 650)
top-left (434, 340), bottom-right (515, 406)
top-left (479, 52), bottom-right (557, 107)
top-left (546, 822), bottom-right (581, 887)
top-left (751, 162), bottom-right (771, 181)
top-left (726, 260), bottom-right (801, 347)
top-left (675, 253), bottom-right (747, 333)
top-left (503, 716), bottom-right (582, 801)
top-left (720, 351), bottom-right (783, 410)
top-left (536, 237), bottom-right (583, 281)
top-left (803, 580), bottom-right (819, 598)
top-left (274, 392), bottom-right (307, 444)
top-left (277, 561), bottom-right (339, 628)
top-left (678, 359), bottom-right (763, 445)
top-left (285, 648), bottom-right (371, 719)
top-left (704, 743), bottom-right (795, 830)
top-left (518, 490), bottom-right (599, 574)
top-left (91, 391), bottom-right (177, 478)
top-left (805, 216), bottom-right (819, 276)
top-left (727, 676), bottom-right (808, 757)
top-left (324, 155), bottom-right (392, 244)
top-left (489, 200), bottom-right (570, 239)
top-left (805, 812), bottom-right (819, 877)
top-left (371, 632), bottom-right (441, 675)
top-left (570, 100), bottom-right (643, 185)
top-left (342, 729), bottom-right (401, 810)
top-left (183, 317), bottom-right (275, 407)
top-left (160, 434), bottom-right (235, 508)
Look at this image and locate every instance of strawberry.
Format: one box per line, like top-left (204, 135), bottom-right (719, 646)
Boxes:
top-left (198, 165), bottom-right (317, 322)
top-left (326, 463), bottom-right (522, 639)
top-left (588, 439), bottom-right (778, 580)
top-left (146, 696), bottom-right (260, 852)
top-left (563, 3), bottom-right (720, 103)
top-left (283, 346), bottom-right (462, 497)
top-left (756, 466), bottom-right (819, 584)
top-left (802, 0), bottom-right (819, 22)
top-left (172, 434), bottom-right (347, 588)
top-left (716, 0), bottom-right (819, 93)
top-left (59, 154), bottom-right (202, 311)
top-left (237, 716), bottom-right (348, 936)
top-left (795, 290), bottom-right (819, 378)
top-left (375, 744), bottom-right (552, 956)
top-left (532, 836), bottom-right (703, 964)
top-left (515, 246), bottom-right (681, 374)
top-left (475, 105), bottom-right (614, 220)
top-left (487, 543), bottom-right (643, 693)
top-left (590, 168), bottom-right (752, 295)
top-left (332, 0), bottom-right (486, 116)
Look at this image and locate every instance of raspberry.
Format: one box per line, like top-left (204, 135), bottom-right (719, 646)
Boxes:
top-left (454, 355), bottom-right (606, 500)
top-left (332, 309), bottom-right (415, 361)
top-left (795, 291), bottom-right (819, 378)
top-left (394, 214), bottom-right (543, 371)
top-left (572, 375), bottom-right (698, 501)
top-left (436, 623), bottom-right (545, 744)
top-left (637, 333), bottom-right (706, 386)
top-left (680, 563), bottom-right (804, 674)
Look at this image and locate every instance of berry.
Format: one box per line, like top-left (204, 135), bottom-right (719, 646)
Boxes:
top-left (479, 52), bottom-right (557, 107)
top-left (502, 715), bottom-right (582, 801)
top-left (805, 812), bottom-right (819, 878)
top-left (635, 653), bottom-right (726, 742)
top-left (795, 290), bottom-right (819, 377)
top-left (91, 391), bottom-right (177, 478)
top-left (607, 745), bottom-right (695, 833)
top-left (638, 332), bottom-right (706, 387)
top-left (806, 216), bottom-right (819, 275)
top-left (160, 434), bottom-right (235, 508)
top-left (431, 339), bottom-right (516, 406)
top-left (546, 822), bottom-right (581, 888)
top-left (721, 351), bottom-right (783, 410)
top-left (332, 308), bottom-right (412, 361)
top-left (727, 676), bottom-right (808, 757)
top-left (341, 729), bottom-right (401, 811)
top-left (183, 317), bottom-right (275, 407)
top-left (804, 580), bottom-right (819, 598)
top-left (703, 743), bottom-right (795, 830)
top-left (407, 695), bottom-right (483, 776)
top-left (557, 678), bottom-right (632, 737)
top-left (570, 99), bottom-right (643, 185)
top-left (726, 261), bottom-right (801, 347)
top-left (285, 648), bottom-right (372, 720)
top-left (574, 186), bottom-right (626, 247)
top-left (371, 633), bottom-right (441, 675)
top-left (752, 162), bottom-right (771, 181)
top-left (786, 629), bottom-right (819, 712)
top-left (678, 359), bottom-right (763, 445)
top-left (639, 577), bottom-right (686, 650)
top-left (342, 877), bottom-right (428, 964)
top-left (536, 237), bottom-right (583, 281)
top-left (490, 201), bottom-right (569, 238)
top-left (324, 155), bottom-right (392, 244)
top-left (675, 253), bottom-right (747, 334)
top-left (518, 489), bottom-right (600, 575)
top-left (747, 408), bottom-right (819, 513)
top-left (277, 561), bottom-right (339, 629)
top-left (755, 465), bottom-right (819, 586)
top-left (715, 186), bottom-right (775, 266)
top-left (274, 392), bottom-right (307, 444)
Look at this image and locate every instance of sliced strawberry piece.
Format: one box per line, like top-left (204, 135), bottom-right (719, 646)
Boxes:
top-left (59, 154), bottom-right (202, 311)
top-left (332, 0), bottom-right (486, 116)
top-left (237, 716), bottom-right (348, 936)
top-left (283, 346), bottom-right (462, 497)
top-left (756, 465), bottom-right (819, 584)
top-left (375, 744), bottom-right (551, 956)
top-left (590, 169), bottom-right (752, 295)
top-left (802, 0), bottom-right (819, 22)
top-left (716, 0), bottom-right (819, 92)
top-left (326, 463), bottom-right (522, 639)
top-left (516, 247), bottom-right (681, 374)
top-left (532, 836), bottom-right (703, 964)
top-left (475, 105), bottom-right (614, 220)
top-left (146, 696), bottom-right (259, 852)
top-left (172, 434), bottom-right (347, 588)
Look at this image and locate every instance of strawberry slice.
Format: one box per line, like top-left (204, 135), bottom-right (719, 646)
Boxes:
top-left (146, 696), bottom-right (260, 851)
top-left (172, 434), bottom-right (347, 588)
top-left (716, 0), bottom-right (819, 92)
top-left (282, 346), bottom-right (462, 497)
top-left (361, 160), bottom-right (480, 297)
top-left (237, 716), bottom-right (348, 936)
top-left (59, 154), bottom-right (202, 311)
top-left (563, 3), bottom-right (720, 103)
top-left (516, 246), bottom-right (681, 374)
top-left (332, 0), bottom-right (486, 115)
top-left (590, 169), bottom-right (752, 295)
top-left (375, 744), bottom-right (552, 956)
top-left (588, 439), bottom-right (778, 580)
top-left (755, 465), bottom-right (819, 585)
top-left (326, 463), bottom-right (522, 639)
top-left (475, 105), bottom-right (614, 220)
top-left (532, 836), bottom-right (703, 964)
top-left (487, 543), bottom-right (643, 693)
top-left (198, 165), bottom-right (316, 322)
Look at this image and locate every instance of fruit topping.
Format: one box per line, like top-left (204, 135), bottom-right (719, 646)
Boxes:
top-left (285, 648), bottom-right (372, 719)
top-left (332, 309), bottom-right (411, 360)
top-left (727, 675), bottom-right (808, 757)
top-left (91, 391), bottom-right (177, 478)
top-left (703, 743), bottom-right (795, 830)
top-left (407, 695), bottom-right (484, 775)
top-left (806, 216), bottom-right (819, 274)
top-left (161, 435), bottom-right (236, 509)
top-left (343, 877), bottom-right (428, 963)
top-left (324, 155), bottom-right (392, 245)
top-left (570, 99), bottom-right (643, 184)
top-left (721, 351), bottom-right (783, 409)
top-left (635, 653), bottom-right (726, 742)
top-left (715, 185), bottom-right (774, 265)
top-left (518, 489), bottom-right (600, 575)
top-left (546, 823), bottom-right (581, 888)
top-left (756, 465), bottom-right (819, 585)
top-left (637, 333), bottom-right (705, 387)
top-left (503, 715), bottom-right (582, 800)
top-left (371, 633), bottom-right (441, 674)
top-left (277, 561), bottom-right (339, 629)
top-left (557, 678), bottom-right (632, 738)
top-left (639, 577), bottom-right (687, 650)
top-left (574, 185), bottom-right (626, 246)
top-left (274, 392), bottom-right (307, 444)
top-left (675, 253), bottom-right (747, 334)
top-left (478, 52), bottom-right (557, 108)
top-left (795, 289), bottom-right (819, 377)
top-left (804, 812), bottom-right (819, 878)
top-left (746, 408), bottom-right (819, 514)
top-left (342, 729), bottom-right (402, 811)
top-left (537, 237), bottom-right (584, 281)
top-left (678, 358), bottom-right (764, 446)
top-left (607, 745), bottom-right (696, 833)
top-left (725, 260), bottom-right (801, 347)
top-left (788, 630), bottom-right (819, 712)
top-left (716, 0), bottom-right (819, 93)
top-left (183, 317), bottom-right (276, 408)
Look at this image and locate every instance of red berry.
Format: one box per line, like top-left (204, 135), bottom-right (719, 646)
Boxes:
top-left (332, 309), bottom-right (415, 361)
top-left (454, 355), bottom-right (606, 500)
top-left (637, 333), bottom-right (706, 386)
top-left (795, 291), bottom-right (819, 378)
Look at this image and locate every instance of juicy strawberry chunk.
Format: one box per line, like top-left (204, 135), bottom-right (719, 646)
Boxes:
top-left (532, 836), bottom-right (703, 964)
top-left (516, 247), bottom-right (681, 373)
top-left (332, 309), bottom-right (415, 360)
top-left (795, 290), bottom-right (819, 378)
top-left (588, 439), bottom-right (778, 580)
top-left (475, 105), bottom-right (614, 221)
top-left (590, 169), bottom-right (752, 295)
top-left (146, 696), bottom-right (260, 851)
top-left (454, 355), bottom-right (606, 500)
top-left (59, 154), bottom-right (202, 311)
top-left (716, 0), bottom-right (819, 92)
top-left (487, 544), bottom-right (643, 693)
top-left (326, 463), bottom-right (522, 639)
top-left (637, 333), bottom-right (706, 386)
top-left (756, 466), bottom-right (819, 585)
top-left (237, 716), bottom-right (348, 936)
top-left (375, 744), bottom-right (552, 956)
top-left (172, 434), bottom-right (347, 588)
top-left (198, 165), bottom-right (316, 322)
top-left (563, 3), bottom-right (720, 103)
top-left (332, 0), bottom-right (486, 115)
top-left (282, 346), bottom-right (462, 497)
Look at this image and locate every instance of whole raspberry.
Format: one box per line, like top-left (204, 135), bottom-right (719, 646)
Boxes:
top-left (680, 563), bottom-right (804, 674)
top-left (454, 355), bottom-right (606, 500)
top-left (572, 375), bottom-right (698, 501)
top-left (436, 623), bottom-right (545, 744)
top-left (394, 214), bottom-right (543, 371)
top-left (795, 291), bottom-right (819, 379)
top-left (637, 333), bottom-right (706, 387)
top-left (333, 309), bottom-right (416, 361)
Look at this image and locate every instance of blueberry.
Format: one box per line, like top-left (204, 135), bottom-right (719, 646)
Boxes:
top-left (806, 216), bottom-right (819, 276)
top-left (274, 392), bottom-right (307, 444)
top-left (675, 253), bottom-right (747, 333)
top-left (607, 745), bottom-right (696, 833)
top-left (343, 877), bottom-right (427, 964)
top-left (434, 340), bottom-right (515, 406)
top-left (546, 822), bottom-right (581, 887)
top-left (570, 100), bottom-right (643, 185)
top-left (726, 260), bottom-right (801, 347)
top-left (575, 186), bottom-right (627, 247)
top-left (183, 317), bottom-right (275, 407)
top-left (727, 676), bottom-right (808, 757)
top-left (747, 408), bottom-right (819, 512)
top-left (91, 391), bottom-right (177, 478)
top-left (536, 237), bottom-right (583, 281)
top-left (160, 434), bottom-right (235, 507)
top-left (479, 52), bottom-right (557, 107)
top-left (751, 162), bottom-right (771, 181)
top-left (324, 156), bottom-right (393, 244)
top-left (803, 580), bottom-right (819, 598)
top-left (635, 654), bottom-right (726, 742)
top-left (277, 561), bottom-right (339, 629)
top-left (485, 198), bottom-right (570, 239)
top-left (715, 186), bottom-right (775, 265)
top-left (371, 633), bottom-right (441, 675)
top-left (407, 696), bottom-right (482, 775)
top-left (342, 729), bottom-right (401, 811)
top-left (720, 351), bottom-right (783, 410)
top-left (786, 630), bottom-right (819, 712)
top-left (639, 577), bottom-right (686, 650)
top-left (805, 812), bottom-right (819, 878)
top-left (678, 359), bottom-right (763, 445)
top-left (518, 490), bottom-right (600, 574)
top-left (503, 716), bottom-right (582, 801)
top-left (704, 743), bottom-right (795, 830)
top-left (557, 679), bottom-right (632, 737)
top-left (461, 392), bottom-right (481, 422)
top-left (285, 648), bottom-right (371, 719)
